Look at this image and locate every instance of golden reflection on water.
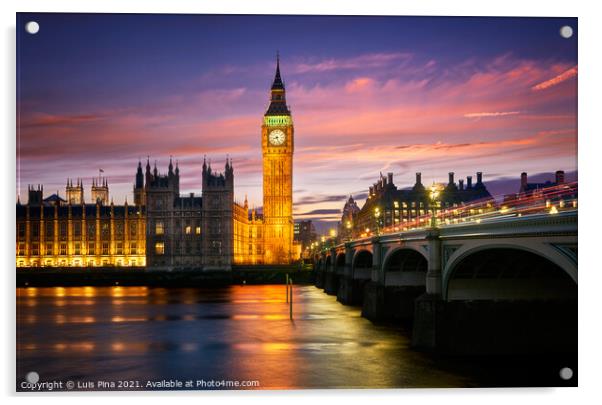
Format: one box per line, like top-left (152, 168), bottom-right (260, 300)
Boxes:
top-left (111, 316), bottom-right (148, 323)
top-left (17, 285), bottom-right (474, 389)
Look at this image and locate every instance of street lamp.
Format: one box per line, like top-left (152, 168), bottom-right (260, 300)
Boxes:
top-left (429, 183), bottom-right (440, 228)
top-left (345, 220), bottom-right (352, 241)
top-left (374, 207), bottom-right (381, 235)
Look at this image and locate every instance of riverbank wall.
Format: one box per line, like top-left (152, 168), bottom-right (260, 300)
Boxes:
top-left (16, 266), bottom-right (315, 287)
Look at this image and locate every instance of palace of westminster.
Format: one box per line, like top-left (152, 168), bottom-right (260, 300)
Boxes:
top-left (16, 58), bottom-right (507, 270)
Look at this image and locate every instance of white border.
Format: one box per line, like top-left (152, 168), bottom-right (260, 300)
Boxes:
top-left (2, 1), bottom-right (600, 404)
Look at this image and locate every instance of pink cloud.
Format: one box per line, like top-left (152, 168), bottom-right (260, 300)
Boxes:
top-left (464, 111), bottom-right (521, 119)
top-left (17, 52), bottom-right (577, 219)
top-left (532, 65), bottom-right (578, 91)
top-left (292, 52), bottom-right (412, 73)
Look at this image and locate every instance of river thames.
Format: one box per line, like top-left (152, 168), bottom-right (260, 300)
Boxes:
top-left (16, 285), bottom-right (574, 390)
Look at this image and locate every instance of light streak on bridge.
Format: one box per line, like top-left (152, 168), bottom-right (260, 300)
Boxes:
top-left (352, 181), bottom-right (578, 240)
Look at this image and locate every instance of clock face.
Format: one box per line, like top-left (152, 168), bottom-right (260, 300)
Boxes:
top-left (268, 129), bottom-right (286, 146)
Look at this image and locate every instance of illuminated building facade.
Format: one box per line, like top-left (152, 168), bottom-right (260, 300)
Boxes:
top-left (339, 196), bottom-right (360, 241)
top-left (16, 184), bottom-right (146, 268)
top-left (294, 220), bottom-right (317, 251)
top-left (350, 171), bottom-right (494, 237)
top-left (16, 58), bottom-right (297, 269)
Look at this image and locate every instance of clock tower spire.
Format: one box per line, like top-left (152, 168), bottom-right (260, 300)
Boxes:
top-left (262, 54), bottom-right (294, 264)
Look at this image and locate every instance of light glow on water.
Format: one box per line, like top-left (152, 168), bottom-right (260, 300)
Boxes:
top-left (16, 285), bottom-right (492, 389)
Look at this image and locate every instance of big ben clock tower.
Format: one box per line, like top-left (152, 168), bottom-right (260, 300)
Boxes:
top-left (262, 56), bottom-right (294, 264)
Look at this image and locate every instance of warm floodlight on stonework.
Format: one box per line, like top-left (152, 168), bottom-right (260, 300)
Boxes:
top-left (374, 207), bottom-right (381, 235)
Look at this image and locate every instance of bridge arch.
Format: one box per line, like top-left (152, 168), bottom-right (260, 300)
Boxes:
top-left (382, 248), bottom-right (428, 287)
top-left (444, 246), bottom-right (577, 301)
top-left (382, 246), bottom-right (428, 270)
top-left (352, 249), bottom-right (373, 272)
top-left (335, 253), bottom-right (346, 272)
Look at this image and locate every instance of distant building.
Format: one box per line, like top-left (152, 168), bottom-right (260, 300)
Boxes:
top-left (503, 170), bottom-right (577, 212)
top-left (294, 220), bottom-right (317, 250)
top-left (350, 171), bottom-right (493, 237)
top-left (339, 196), bottom-right (360, 240)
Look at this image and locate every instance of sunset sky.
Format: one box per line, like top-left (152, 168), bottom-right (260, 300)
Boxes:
top-left (17, 14), bottom-right (577, 230)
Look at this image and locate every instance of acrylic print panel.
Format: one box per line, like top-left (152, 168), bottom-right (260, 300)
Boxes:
top-left (16, 13), bottom-right (577, 391)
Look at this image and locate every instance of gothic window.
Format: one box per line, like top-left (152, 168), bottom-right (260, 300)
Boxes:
top-left (130, 222), bottom-right (137, 236)
top-left (74, 222), bottom-right (81, 237)
top-left (196, 226), bottom-right (201, 235)
top-left (45, 222), bottom-right (53, 237)
top-left (18, 223), bottom-right (26, 238)
top-left (116, 222), bottom-right (124, 236)
top-left (87, 223), bottom-right (95, 237)
top-left (17, 242), bottom-right (25, 256)
top-left (155, 242), bottom-right (165, 255)
top-left (88, 242), bottom-right (95, 255)
top-left (101, 222), bottom-right (110, 238)
top-left (45, 243), bottom-right (52, 255)
top-left (60, 243), bottom-right (67, 255)
top-left (102, 242), bottom-right (109, 255)
top-left (155, 221), bottom-right (164, 235)
top-left (130, 242), bottom-right (137, 255)
top-left (116, 242), bottom-right (123, 255)
top-left (74, 242), bottom-right (81, 255)
top-left (32, 224), bottom-right (39, 238)
top-left (31, 243), bottom-right (39, 256)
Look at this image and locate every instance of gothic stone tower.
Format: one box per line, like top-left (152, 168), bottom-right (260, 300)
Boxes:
top-left (201, 158), bottom-right (234, 270)
top-left (262, 56), bottom-right (294, 264)
top-left (66, 178), bottom-right (84, 205)
top-left (91, 177), bottom-right (109, 205)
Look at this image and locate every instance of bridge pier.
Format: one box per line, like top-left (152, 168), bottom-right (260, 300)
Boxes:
top-left (323, 248), bottom-right (339, 295)
top-left (314, 269), bottom-right (325, 288)
top-left (412, 295), bottom-right (577, 355)
top-left (314, 255), bottom-right (326, 289)
top-left (323, 272), bottom-right (339, 295)
top-left (337, 246), bottom-right (359, 304)
top-left (361, 239), bottom-right (387, 320)
top-left (425, 230), bottom-right (442, 296)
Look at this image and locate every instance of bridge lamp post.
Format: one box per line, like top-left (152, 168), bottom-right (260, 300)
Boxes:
top-left (329, 228), bottom-right (337, 246)
top-left (374, 207), bottom-right (381, 236)
top-left (345, 220), bottom-right (352, 241)
top-left (429, 184), bottom-right (440, 228)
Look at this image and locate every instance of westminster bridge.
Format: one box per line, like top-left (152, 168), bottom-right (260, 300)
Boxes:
top-left (312, 210), bottom-right (577, 355)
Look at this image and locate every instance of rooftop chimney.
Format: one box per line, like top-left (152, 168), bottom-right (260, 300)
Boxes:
top-left (476, 172), bottom-right (483, 184)
top-left (415, 172), bottom-right (422, 185)
top-left (387, 172), bottom-right (393, 185)
top-left (555, 170), bottom-right (565, 184)
top-left (459, 179), bottom-right (464, 190)
top-left (467, 176), bottom-right (473, 189)
top-left (448, 172), bottom-right (455, 185)
top-left (521, 172), bottom-right (528, 190)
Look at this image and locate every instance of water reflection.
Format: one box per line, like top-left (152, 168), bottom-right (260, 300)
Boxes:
top-left (17, 285), bottom-right (480, 389)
